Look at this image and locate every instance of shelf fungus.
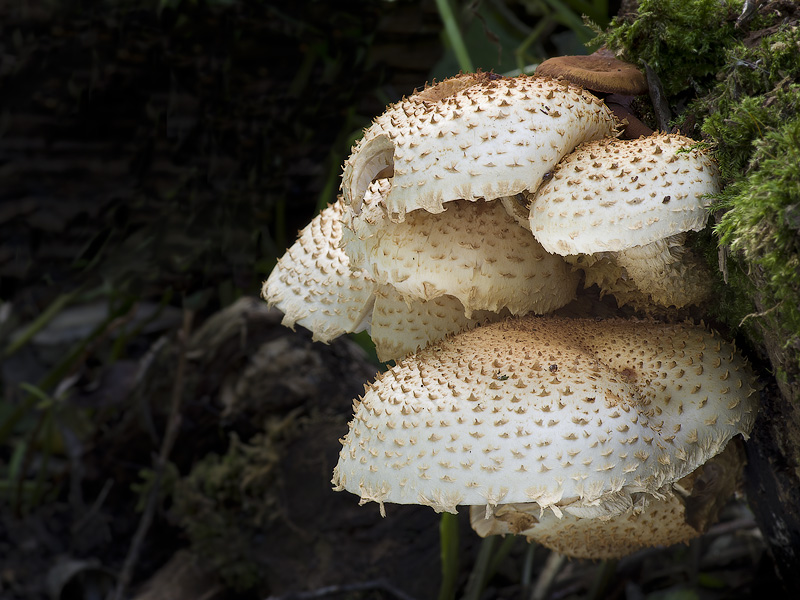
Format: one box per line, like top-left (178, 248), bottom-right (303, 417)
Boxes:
top-left (332, 315), bottom-right (758, 519)
top-left (261, 198), bottom-right (376, 342)
top-left (529, 133), bottom-right (720, 309)
top-left (342, 186), bottom-right (578, 321)
top-left (341, 74), bottom-right (618, 222)
top-left (469, 439), bottom-right (746, 559)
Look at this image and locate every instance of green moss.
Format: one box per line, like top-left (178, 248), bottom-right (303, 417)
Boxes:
top-left (691, 228), bottom-right (758, 341)
top-left (598, 2), bottom-right (800, 386)
top-left (691, 25), bottom-right (800, 181)
top-left (171, 433), bottom-right (281, 592)
top-left (693, 25), bottom-right (800, 376)
top-left (701, 87), bottom-right (800, 181)
top-left (715, 117), bottom-right (800, 370)
top-left (597, 0), bottom-right (743, 97)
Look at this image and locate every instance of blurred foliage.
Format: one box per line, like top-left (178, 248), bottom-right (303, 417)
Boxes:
top-left (0, 0), bottom-right (409, 318)
top-left (170, 431), bottom-right (282, 593)
top-left (433, 0), bottom-right (612, 77)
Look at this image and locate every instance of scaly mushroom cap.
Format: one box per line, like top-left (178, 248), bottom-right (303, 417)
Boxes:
top-left (332, 316), bottom-right (757, 516)
top-left (369, 286), bottom-right (509, 362)
top-left (261, 199), bottom-right (375, 342)
top-left (567, 234), bottom-right (712, 309)
top-left (611, 236), bottom-right (712, 308)
top-left (343, 192), bottom-right (579, 318)
top-left (342, 75), bottom-right (618, 222)
top-left (469, 440), bottom-right (745, 559)
top-left (529, 133), bottom-right (720, 255)
top-left (471, 491), bottom-right (696, 558)
top-left (535, 50), bottom-right (648, 96)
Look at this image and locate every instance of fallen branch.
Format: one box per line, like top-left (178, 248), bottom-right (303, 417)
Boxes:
top-left (112, 310), bottom-right (194, 600)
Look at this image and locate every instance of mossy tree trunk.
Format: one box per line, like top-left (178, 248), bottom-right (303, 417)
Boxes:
top-left (598, 0), bottom-right (800, 592)
top-left (741, 279), bottom-right (800, 594)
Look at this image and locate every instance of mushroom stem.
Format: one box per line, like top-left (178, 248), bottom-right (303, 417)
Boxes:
top-left (605, 94), bottom-right (653, 139)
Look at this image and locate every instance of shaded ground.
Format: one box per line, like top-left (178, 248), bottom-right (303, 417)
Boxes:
top-left (0, 296), bottom-right (781, 600)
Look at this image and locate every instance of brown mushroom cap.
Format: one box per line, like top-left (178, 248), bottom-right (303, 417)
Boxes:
top-left (535, 51), bottom-right (648, 96)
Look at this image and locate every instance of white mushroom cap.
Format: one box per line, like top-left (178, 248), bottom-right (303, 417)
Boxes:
top-left (469, 439), bottom-right (745, 559)
top-left (261, 199), bottom-right (375, 343)
top-left (342, 75), bottom-right (618, 222)
top-left (529, 133), bottom-right (720, 255)
top-left (369, 286), bottom-right (509, 362)
top-left (471, 491), bottom-right (698, 558)
top-left (567, 234), bottom-right (712, 309)
top-left (332, 316), bottom-right (757, 516)
top-left (343, 193), bottom-right (578, 318)
top-left (611, 236), bottom-right (712, 308)
top-left (528, 134), bottom-right (719, 308)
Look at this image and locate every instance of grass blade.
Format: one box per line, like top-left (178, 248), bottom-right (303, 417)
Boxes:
top-left (438, 512), bottom-right (460, 600)
top-left (435, 0), bottom-right (475, 73)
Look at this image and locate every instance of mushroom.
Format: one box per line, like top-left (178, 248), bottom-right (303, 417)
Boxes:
top-left (261, 198), bottom-right (375, 342)
top-left (332, 315), bottom-right (758, 518)
top-left (535, 48), bottom-right (652, 140)
top-left (369, 285), bottom-right (509, 362)
top-left (469, 439), bottom-right (746, 559)
top-left (342, 187), bottom-right (579, 319)
top-left (341, 74), bottom-right (618, 222)
top-left (535, 49), bottom-right (648, 96)
top-left (528, 133), bottom-right (719, 309)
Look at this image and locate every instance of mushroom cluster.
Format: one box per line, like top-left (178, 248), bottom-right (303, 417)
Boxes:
top-left (262, 71), bottom-right (758, 558)
top-left (332, 316), bottom-right (756, 556)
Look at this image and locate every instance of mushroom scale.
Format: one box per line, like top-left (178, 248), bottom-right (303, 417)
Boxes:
top-left (343, 193), bottom-right (579, 319)
top-left (567, 234), bottom-right (712, 310)
top-left (261, 199), bottom-right (376, 343)
top-left (332, 316), bottom-right (757, 516)
top-left (369, 286), bottom-right (510, 363)
top-left (529, 133), bottom-right (719, 308)
top-left (342, 75), bottom-right (618, 222)
top-left (469, 439), bottom-right (745, 559)
top-left (611, 235), bottom-right (712, 308)
top-left (529, 133), bottom-right (720, 255)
